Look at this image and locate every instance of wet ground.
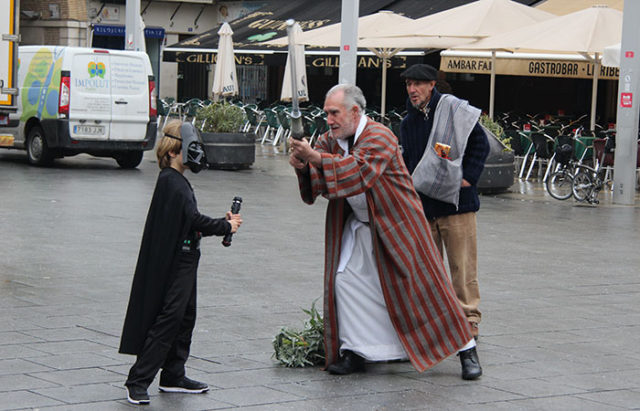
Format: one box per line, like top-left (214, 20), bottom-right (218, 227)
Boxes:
top-left (0, 145), bottom-right (638, 410)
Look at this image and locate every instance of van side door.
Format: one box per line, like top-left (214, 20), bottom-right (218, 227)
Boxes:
top-left (69, 50), bottom-right (111, 141)
top-left (109, 52), bottom-right (149, 141)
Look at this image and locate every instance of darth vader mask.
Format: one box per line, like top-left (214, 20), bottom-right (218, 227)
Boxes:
top-left (178, 123), bottom-right (207, 173)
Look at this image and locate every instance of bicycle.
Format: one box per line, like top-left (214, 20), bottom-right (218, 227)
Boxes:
top-left (545, 142), bottom-right (576, 200)
top-left (545, 126), bottom-right (597, 201)
top-left (571, 135), bottom-right (615, 204)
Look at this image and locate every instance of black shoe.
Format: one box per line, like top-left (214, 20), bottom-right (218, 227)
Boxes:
top-left (327, 350), bottom-right (366, 375)
top-left (126, 385), bottom-right (150, 405)
top-left (158, 376), bottom-right (209, 393)
top-left (459, 347), bottom-right (482, 380)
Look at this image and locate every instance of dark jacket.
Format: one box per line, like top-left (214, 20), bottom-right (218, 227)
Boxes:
top-left (119, 167), bottom-right (230, 355)
top-left (400, 88), bottom-right (489, 219)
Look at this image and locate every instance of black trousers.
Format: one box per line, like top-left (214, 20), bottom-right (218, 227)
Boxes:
top-left (126, 250), bottom-right (200, 390)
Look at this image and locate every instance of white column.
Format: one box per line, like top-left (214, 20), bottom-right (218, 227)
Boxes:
top-left (613, 0), bottom-right (640, 205)
top-left (339, 0), bottom-right (359, 85)
top-left (125, 0), bottom-right (143, 51)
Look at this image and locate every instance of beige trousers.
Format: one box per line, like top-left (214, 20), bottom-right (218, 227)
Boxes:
top-left (428, 212), bottom-right (481, 324)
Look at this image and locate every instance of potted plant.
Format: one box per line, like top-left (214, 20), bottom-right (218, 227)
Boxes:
top-left (195, 102), bottom-right (255, 170)
top-left (478, 114), bottom-right (515, 193)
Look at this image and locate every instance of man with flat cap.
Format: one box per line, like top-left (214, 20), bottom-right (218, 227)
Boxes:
top-left (399, 64), bottom-right (489, 379)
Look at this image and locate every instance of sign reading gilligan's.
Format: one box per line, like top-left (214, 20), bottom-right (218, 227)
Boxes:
top-left (440, 51), bottom-right (619, 80)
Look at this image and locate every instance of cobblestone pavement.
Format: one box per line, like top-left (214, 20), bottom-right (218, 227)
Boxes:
top-left (0, 146), bottom-right (638, 410)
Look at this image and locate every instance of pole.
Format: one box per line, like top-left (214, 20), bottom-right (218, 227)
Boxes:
top-left (590, 53), bottom-right (600, 132)
top-left (125, 0), bottom-right (142, 51)
top-left (339, 0), bottom-right (359, 85)
top-left (489, 50), bottom-right (496, 120)
top-left (381, 56), bottom-right (387, 118)
top-left (613, 0), bottom-right (640, 205)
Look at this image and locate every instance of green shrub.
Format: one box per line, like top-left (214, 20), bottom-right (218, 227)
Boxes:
top-left (272, 301), bottom-right (325, 368)
top-left (479, 114), bottom-right (511, 150)
top-left (195, 102), bottom-right (245, 133)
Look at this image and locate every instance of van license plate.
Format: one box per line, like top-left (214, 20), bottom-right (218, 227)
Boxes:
top-left (74, 125), bottom-right (105, 136)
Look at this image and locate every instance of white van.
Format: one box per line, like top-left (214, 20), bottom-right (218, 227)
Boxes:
top-left (0, 46), bottom-right (157, 168)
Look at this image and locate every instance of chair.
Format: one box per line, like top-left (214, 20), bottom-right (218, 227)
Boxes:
top-left (593, 136), bottom-right (616, 182)
top-left (303, 114), bottom-right (317, 145)
top-left (386, 109), bottom-right (404, 138)
top-left (274, 109), bottom-right (291, 146)
top-left (182, 98), bottom-right (203, 125)
top-left (542, 125), bottom-right (562, 139)
top-left (518, 130), bottom-right (535, 179)
top-left (157, 98), bottom-right (170, 130)
top-left (504, 129), bottom-right (524, 156)
top-left (525, 132), bottom-right (554, 181)
top-left (550, 135), bottom-right (575, 174)
top-left (243, 106), bottom-right (266, 135)
top-left (162, 100), bottom-right (185, 130)
top-left (261, 108), bottom-right (281, 145)
top-left (575, 134), bottom-right (595, 164)
top-left (310, 113), bottom-right (328, 147)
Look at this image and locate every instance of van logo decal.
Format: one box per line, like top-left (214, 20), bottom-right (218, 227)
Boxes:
top-left (88, 62), bottom-right (106, 79)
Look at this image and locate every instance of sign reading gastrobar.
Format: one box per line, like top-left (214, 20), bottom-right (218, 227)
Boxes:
top-left (441, 55), bottom-right (619, 80)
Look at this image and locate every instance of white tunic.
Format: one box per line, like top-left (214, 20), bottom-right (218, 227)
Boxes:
top-left (334, 115), bottom-right (408, 362)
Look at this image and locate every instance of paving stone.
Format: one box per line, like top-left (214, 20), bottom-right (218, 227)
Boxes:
top-left (577, 389), bottom-right (640, 409)
top-left (266, 377), bottom-right (373, 399)
top-left (0, 358), bottom-right (54, 376)
top-left (30, 368), bottom-right (123, 386)
top-left (32, 382), bottom-right (127, 404)
top-left (0, 390), bottom-right (64, 410)
top-left (486, 377), bottom-right (589, 397)
top-left (497, 395), bottom-right (627, 411)
top-left (32, 400), bottom-right (135, 411)
top-left (207, 385), bottom-right (304, 407)
top-left (0, 343), bottom-right (48, 360)
top-left (19, 326), bottom-right (109, 342)
top-left (26, 352), bottom-right (123, 370)
top-left (24, 340), bottom-right (113, 355)
top-left (0, 373), bottom-right (59, 392)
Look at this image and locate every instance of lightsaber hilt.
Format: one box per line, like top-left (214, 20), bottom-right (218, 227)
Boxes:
top-left (222, 196), bottom-right (242, 247)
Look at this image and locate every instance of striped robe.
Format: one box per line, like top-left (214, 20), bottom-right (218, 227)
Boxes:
top-left (296, 117), bottom-right (473, 372)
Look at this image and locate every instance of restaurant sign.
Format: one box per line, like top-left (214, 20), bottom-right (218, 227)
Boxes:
top-left (440, 54), bottom-right (619, 80)
top-left (169, 51), bottom-right (266, 65)
top-left (165, 50), bottom-right (411, 70)
top-left (310, 55), bottom-right (408, 69)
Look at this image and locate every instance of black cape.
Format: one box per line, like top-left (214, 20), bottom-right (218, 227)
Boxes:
top-left (119, 167), bottom-right (230, 355)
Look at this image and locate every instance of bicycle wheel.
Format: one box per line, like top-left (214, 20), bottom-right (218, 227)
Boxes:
top-left (572, 170), bottom-right (593, 202)
top-left (546, 170), bottom-right (573, 200)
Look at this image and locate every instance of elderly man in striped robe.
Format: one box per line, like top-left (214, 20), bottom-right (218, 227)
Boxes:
top-left (288, 84), bottom-right (482, 380)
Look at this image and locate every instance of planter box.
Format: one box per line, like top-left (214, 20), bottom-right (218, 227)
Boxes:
top-left (478, 126), bottom-right (515, 193)
top-left (201, 132), bottom-right (256, 170)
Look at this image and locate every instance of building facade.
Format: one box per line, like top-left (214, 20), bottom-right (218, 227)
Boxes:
top-left (19, 0), bottom-right (264, 100)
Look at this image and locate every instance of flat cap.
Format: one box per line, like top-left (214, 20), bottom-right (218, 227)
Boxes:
top-left (400, 64), bottom-right (438, 81)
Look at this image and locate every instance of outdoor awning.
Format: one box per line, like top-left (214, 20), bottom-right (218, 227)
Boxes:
top-left (534, 0), bottom-right (622, 15)
top-left (440, 50), bottom-right (620, 80)
top-left (163, 0), bottom-right (540, 64)
top-left (163, 0), bottom-right (391, 64)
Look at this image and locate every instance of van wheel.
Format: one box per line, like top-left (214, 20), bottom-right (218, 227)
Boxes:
top-left (115, 151), bottom-right (143, 169)
top-left (27, 126), bottom-right (53, 166)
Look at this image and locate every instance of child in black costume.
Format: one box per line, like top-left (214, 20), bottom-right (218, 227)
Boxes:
top-left (119, 120), bottom-right (242, 405)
